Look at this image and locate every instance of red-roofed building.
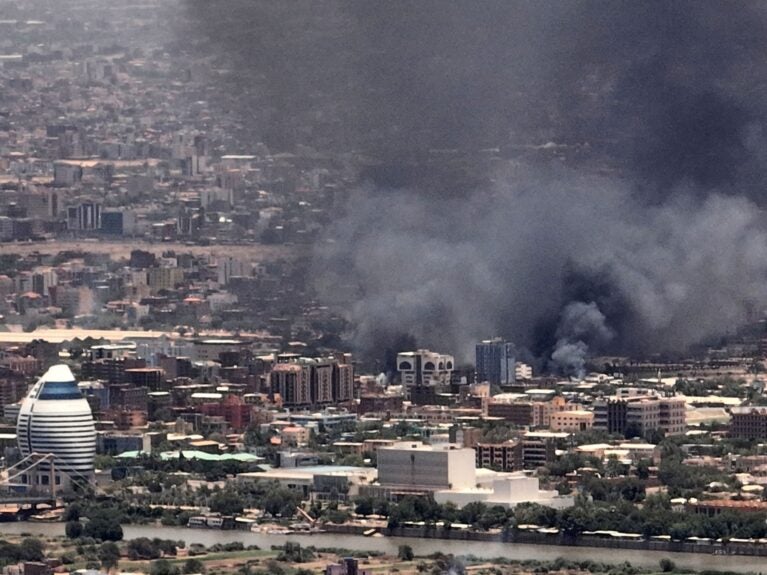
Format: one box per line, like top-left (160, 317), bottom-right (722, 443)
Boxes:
top-left (200, 394), bottom-right (253, 431)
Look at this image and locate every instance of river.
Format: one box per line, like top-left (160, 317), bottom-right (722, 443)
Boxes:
top-left (2, 523), bottom-right (766, 573)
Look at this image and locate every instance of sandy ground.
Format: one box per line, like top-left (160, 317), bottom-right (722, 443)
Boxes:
top-left (1, 239), bottom-right (300, 261)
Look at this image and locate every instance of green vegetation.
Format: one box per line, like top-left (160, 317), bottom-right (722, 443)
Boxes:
top-left (98, 542), bottom-right (121, 570)
top-left (345, 489), bottom-right (767, 541)
top-left (64, 508), bottom-right (124, 541)
top-left (275, 542), bottom-right (314, 563)
top-left (0, 537), bottom-right (46, 566)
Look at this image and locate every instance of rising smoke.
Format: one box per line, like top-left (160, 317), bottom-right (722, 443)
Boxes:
top-left (181, 1), bottom-right (767, 373)
top-left (317, 166), bottom-right (767, 372)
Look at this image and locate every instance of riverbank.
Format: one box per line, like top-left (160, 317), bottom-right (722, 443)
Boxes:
top-left (325, 522), bottom-right (767, 557)
top-left (2, 522), bottom-right (764, 573)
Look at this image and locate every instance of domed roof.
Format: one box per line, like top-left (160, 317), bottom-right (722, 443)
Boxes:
top-left (17, 363), bottom-right (96, 478)
top-left (34, 364), bottom-right (82, 400)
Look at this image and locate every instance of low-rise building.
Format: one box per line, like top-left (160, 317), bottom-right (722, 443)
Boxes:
top-left (594, 393), bottom-right (686, 436)
top-left (370, 441), bottom-right (572, 509)
top-left (281, 425), bottom-right (310, 447)
top-left (730, 407), bottom-right (767, 440)
top-left (397, 349), bottom-right (454, 387)
top-left (550, 410), bottom-right (594, 432)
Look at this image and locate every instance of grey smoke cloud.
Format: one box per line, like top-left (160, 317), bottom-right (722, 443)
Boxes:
top-left (317, 166), bottom-right (767, 365)
top-left (180, 1), bottom-right (767, 369)
top-left (551, 302), bottom-right (614, 376)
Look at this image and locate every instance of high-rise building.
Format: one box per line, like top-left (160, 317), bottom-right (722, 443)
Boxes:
top-left (16, 364), bottom-right (97, 485)
top-left (147, 266), bottom-right (184, 294)
top-left (66, 201), bottom-right (101, 230)
top-left (217, 256), bottom-right (248, 286)
top-left (270, 355), bottom-right (354, 408)
top-left (333, 361), bottom-right (354, 403)
top-left (270, 362), bottom-right (310, 406)
top-left (475, 339), bottom-right (516, 385)
top-left (0, 376), bottom-right (28, 406)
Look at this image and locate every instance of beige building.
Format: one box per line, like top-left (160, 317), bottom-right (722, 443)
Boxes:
top-left (594, 392), bottom-right (686, 436)
top-left (147, 266), bottom-right (184, 293)
top-left (280, 425), bottom-right (310, 447)
top-left (659, 397), bottom-right (686, 436)
top-left (270, 363), bottom-right (311, 406)
top-left (487, 395), bottom-right (567, 428)
top-left (550, 410), bottom-right (594, 432)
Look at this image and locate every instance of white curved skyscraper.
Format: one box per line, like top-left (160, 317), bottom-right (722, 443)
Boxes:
top-left (16, 364), bottom-right (97, 486)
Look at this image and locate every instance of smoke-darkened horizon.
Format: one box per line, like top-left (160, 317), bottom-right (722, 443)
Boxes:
top-left (180, 1), bottom-right (767, 373)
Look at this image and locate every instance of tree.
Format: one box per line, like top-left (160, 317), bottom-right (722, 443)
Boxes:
top-left (617, 478), bottom-right (646, 502)
top-left (431, 553), bottom-right (465, 575)
top-left (63, 503), bottom-right (82, 522)
top-left (19, 538), bottom-right (45, 562)
top-left (659, 558), bottom-right (676, 573)
top-left (324, 509), bottom-right (350, 524)
top-left (559, 506), bottom-right (592, 537)
top-left (374, 498), bottom-right (391, 517)
top-left (669, 522), bottom-right (693, 541)
top-left (636, 459), bottom-right (652, 480)
top-left (605, 455), bottom-right (625, 478)
top-left (126, 538), bottom-right (161, 560)
top-left (183, 558), bottom-right (206, 574)
top-left (209, 491), bottom-right (244, 516)
top-left (458, 501), bottom-right (487, 526)
top-left (479, 505), bottom-right (509, 530)
top-left (150, 559), bottom-right (179, 575)
top-left (65, 520), bottom-right (83, 539)
top-left (398, 545), bottom-right (414, 561)
top-left (354, 496), bottom-right (374, 517)
top-left (98, 542), bottom-right (121, 570)
top-left (84, 510), bottom-right (124, 541)
top-left (277, 542), bottom-right (313, 563)
top-left (94, 454), bottom-right (116, 469)
top-left (0, 541), bottom-right (21, 564)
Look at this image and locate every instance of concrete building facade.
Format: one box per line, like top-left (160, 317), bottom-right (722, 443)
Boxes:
top-left (475, 338), bottom-right (516, 385)
top-left (397, 350), bottom-right (454, 388)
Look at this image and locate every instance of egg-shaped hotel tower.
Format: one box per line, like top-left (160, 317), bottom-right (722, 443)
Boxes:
top-left (16, 364), bottom-right (96, 486)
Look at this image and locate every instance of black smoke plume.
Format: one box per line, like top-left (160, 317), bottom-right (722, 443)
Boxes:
top-left (180, 1), bottom-right (767, 371)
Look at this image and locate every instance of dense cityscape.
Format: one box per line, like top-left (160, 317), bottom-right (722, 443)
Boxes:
top-left (3, 1), bottom-right (767, 575)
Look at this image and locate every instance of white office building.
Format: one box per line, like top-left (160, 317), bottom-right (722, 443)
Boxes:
top-left (397, 350), bottom-right (454, 387)
top-left (377, 441), bottom-right (475, 490)
top-left (16, 364), bottom-right (97, 486)
top-left (374, 441), bottom-right (573, 510)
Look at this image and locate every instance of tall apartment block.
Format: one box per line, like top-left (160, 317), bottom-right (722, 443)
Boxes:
top-left (475, 338), bottom-right (516, 385)
top-left (270, 354), bottom-right (354, 408)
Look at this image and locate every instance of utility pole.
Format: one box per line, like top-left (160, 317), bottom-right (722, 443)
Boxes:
top-left (50, 458), bottom-right (56, 500)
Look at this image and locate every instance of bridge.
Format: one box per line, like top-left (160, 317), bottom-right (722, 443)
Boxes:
top-left (0, 452), bottom-right (94, 511)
